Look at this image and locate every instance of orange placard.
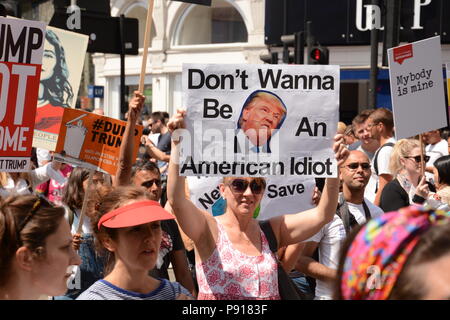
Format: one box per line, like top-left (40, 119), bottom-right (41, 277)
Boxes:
top-left (54, 109), bottom-right (142, 175)
top-left (0, 17), bottom-right (46, 171)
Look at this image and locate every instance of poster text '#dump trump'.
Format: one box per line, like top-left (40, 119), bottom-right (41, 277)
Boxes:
top-left (179, 64), bottom-right (340, 177)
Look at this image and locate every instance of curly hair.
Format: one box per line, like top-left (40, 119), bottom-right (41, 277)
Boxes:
top-left (41, 29), bottom-right (74, 108)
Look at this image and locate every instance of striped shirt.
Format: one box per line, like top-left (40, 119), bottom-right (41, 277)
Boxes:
top-left (76, 278), bottom-right (191, 300)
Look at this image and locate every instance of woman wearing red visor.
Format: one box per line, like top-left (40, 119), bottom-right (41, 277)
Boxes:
top-left (77, 185), bottom-right (193, 300)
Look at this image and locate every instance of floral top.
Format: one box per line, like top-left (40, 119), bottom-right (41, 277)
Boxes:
top-left (195, 218), bottom-right (280, 300)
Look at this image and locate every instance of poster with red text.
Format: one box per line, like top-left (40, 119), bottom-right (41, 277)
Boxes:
top-left (0, 17), bottom-right (46, 171)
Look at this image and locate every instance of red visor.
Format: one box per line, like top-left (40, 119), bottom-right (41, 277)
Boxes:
top-left (97, 200), bottom-right (174, 230)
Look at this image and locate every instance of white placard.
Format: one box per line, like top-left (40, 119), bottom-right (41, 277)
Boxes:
top-left (180, 64), bottom-right (340, 177)
top-left (187, 176), bottom-right (316, 220)
top-left (388, 36), bottom-right (447, 139)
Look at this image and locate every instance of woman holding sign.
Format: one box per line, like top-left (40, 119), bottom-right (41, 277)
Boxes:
top-left (167, 110), bottom-right (348, 300)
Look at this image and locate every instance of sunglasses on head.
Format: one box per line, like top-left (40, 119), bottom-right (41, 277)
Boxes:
top-left (141, 179), bottom-right (161, 188)
top-left (345, 162), bottom-right (371, 171)
top-left (227, 179), bottom-right (266, 195)
top-left (406, 155), bottom-right (430, 163)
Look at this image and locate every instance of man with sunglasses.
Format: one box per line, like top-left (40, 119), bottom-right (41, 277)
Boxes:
top-left (296, 150), bottom-right (383, 300)
top-left (364, 108), bottom-right (396, 206)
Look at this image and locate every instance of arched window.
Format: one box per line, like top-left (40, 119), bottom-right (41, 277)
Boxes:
top-left (174, 0), bottom-right (247, 45)
top-left (125, 4), bottom-right (156, 48)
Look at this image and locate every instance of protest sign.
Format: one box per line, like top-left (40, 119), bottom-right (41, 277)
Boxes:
top-left (54, 109), bottom-right (143, 175)
top-left (33, 26), bottom-right (89, 151)
top-left (187, 176), bottom-right (316, 219)
top-left (446, 64), bottom-right (450, 122)
top-left (388, 36), bottom-right (448, 139)
top-left (180, 64), bottom-right (340, 178)
top-left (0, 17), bottom-right (45, 171)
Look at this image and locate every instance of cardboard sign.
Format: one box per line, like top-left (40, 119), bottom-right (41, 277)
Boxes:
top-left (0, 17), bottom-right (46, 171)
top-left (187, 176), bottom-right (316, 219)
top-left (180, 64), bottom-right (340, 178)
top-left (388, 36), bottom-right (448, 139)
top-left (54, 109), bottom-right (143, 175)
top-left (33, 26), bottom-right (89, 151)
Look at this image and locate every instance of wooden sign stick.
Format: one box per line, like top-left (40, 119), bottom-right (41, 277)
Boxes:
top-left (138, 0), bottom-right (155, 93)
top-left (419, 133), bottom-right (425, 177)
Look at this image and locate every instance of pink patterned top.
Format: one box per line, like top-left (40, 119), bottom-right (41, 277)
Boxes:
top-left (196, 218), bottom-right (280, 300)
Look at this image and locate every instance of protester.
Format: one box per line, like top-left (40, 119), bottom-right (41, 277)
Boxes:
top-left (335, 206), bottom-right (450, 300)
top-left (115, 92), bottom-right (196, 296)
top-left (0, 161), bottom-right (66, 198)
top-left (352, 109), bottom-right (380, 202)
top-left (167, 109), bottom-right (348, 300)
top-left (430, 155), bottom-right (450, 208)
top-left (0, 194), bottom-right (81, 300)
top-left (296, 150), bottom-right (383, 300)
top-left (35, 162), bottom-right (73, 206)
top-left (59, 167), bottom-right (108, 299)
top-left (77, 185), bottom-right (193, 300)
top-left (379, 139), bottom-right (434, 212)
top-left (365, 108), bottom-right (396, 206)
top-left (343, 125), bottom-right (358, 149)
top-left (423, 129), bottom-right (449, 183)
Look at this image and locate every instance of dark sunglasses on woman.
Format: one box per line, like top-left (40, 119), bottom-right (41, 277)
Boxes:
top-left (406, 155), bottom-right (430, 163)
top-left (227, 179), bottom-right (266, 195)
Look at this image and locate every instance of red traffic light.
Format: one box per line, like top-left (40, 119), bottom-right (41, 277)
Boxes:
top-left (310, 46), bottom-right (329, 65)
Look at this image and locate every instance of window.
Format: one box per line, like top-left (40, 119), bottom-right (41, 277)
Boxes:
top-left (174, 0), bottom-right (247, 45)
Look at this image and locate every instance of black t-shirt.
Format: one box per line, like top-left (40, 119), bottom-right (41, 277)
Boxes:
top-left (149, 219), bottom-right (184, 280)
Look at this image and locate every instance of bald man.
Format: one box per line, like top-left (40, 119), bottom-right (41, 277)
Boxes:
top-left (296, 150), bottom-right (384, 300)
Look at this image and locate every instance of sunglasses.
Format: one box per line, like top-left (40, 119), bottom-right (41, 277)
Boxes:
top-left (405, 155), bottom-right (430, 163)
top-left (141, 179), bottom-right (161, 188)
top-left (345, 162), bottom-right (371, 171)
top-left (227, 179), bottom-right (266, 195)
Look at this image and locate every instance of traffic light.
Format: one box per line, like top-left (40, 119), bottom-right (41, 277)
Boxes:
top-left (310, 46), bottom-right (329, 65)
top-left (0, 0), bottom-right (20, 17)
top-left (280, 31), bottom-right (304, 64)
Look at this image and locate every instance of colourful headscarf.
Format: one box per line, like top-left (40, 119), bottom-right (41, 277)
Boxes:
top-left (341, 206), bottom-right (450, 300)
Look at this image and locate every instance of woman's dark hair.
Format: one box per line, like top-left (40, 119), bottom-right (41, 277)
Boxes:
top-left (62, 167), bottom-right (90, 211)
top-left (0, 195), bottom-right (65, 286)
top-left (434, 155), bottom-right (450, 187)
top-left (41, 29), bottom-right (74, 108)
top-left (88, 185), bottom-right (152, 275)
top-left (334, 221), bottom-right (450, 300)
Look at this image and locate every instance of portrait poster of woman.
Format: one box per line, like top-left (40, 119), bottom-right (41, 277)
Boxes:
top-left (32, 26), bottom-right (88, 151)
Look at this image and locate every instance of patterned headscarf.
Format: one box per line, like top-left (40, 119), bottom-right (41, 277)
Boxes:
top-left (341, 206), bottom-right (450, 300)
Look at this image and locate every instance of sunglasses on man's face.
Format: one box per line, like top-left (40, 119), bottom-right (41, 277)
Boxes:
top-left (141, 179), bottom-right (161, 188)
top-left (345, 162), bottom-right (371, 171)
top-left (406, 155), bottom-right (430, 163)
top-left (227, 179), bottom-right (266, 195)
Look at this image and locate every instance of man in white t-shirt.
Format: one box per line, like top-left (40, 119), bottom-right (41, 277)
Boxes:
top-left (365, 108), bottom-right (395, 206)
top-left (296, 150), bottom-right (383, 300)
top-left (423, 129), bottom-right (449, 183)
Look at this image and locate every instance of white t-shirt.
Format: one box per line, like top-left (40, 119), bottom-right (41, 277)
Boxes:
top-left (425, 139), bottom-right (449, 182)
top-left (307, 198), bottom-right (383, 300)
top-left (368, 137), bottom-right (396, 201)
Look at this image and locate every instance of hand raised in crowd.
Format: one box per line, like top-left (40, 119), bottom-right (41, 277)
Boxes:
top-left (333, 133), bottom-right (349, 167)
top-left (141, 135), bottom-right (155, 147)
top-left (72, 233), bottom-right (82, 251)
top-left (128, 91), bottom-right (145, 123)
top-left (415, 176), bottom-right (430, 199)
top-left (167, 109), bottom-right (187, 133)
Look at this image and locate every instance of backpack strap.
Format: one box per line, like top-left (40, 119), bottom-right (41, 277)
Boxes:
top-left (259, 220), bottom-right (278, 253)
top-left (335, 194), bottom-right (351, 235)
top-left (361, 200), bottom-right (372, 221)
top-left (373, 142), bottom-right (395, 176)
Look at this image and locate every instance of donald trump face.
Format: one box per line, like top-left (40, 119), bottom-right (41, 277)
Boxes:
top-left (240, 92), bottom-right (286, 147)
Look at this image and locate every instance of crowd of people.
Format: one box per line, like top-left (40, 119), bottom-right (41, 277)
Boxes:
top-left (1, 91), bottom-right (449, 301)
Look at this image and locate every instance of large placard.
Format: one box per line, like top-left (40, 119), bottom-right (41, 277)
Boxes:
top-left (0, 17), bottom-right (45, 171)
top-left (180, 64), bottom-right (340, 178)
top-left (388, 36), bottom-right (448, 139)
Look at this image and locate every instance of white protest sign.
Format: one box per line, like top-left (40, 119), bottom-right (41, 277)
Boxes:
top-left (388, 36), bottom-right (447, 139)
top-left (0, 17), bottom-right (46, 171)
top-left (180, 64), bottom-right (340, 178)
top-left (187, 176), bottom-right (316, 220)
